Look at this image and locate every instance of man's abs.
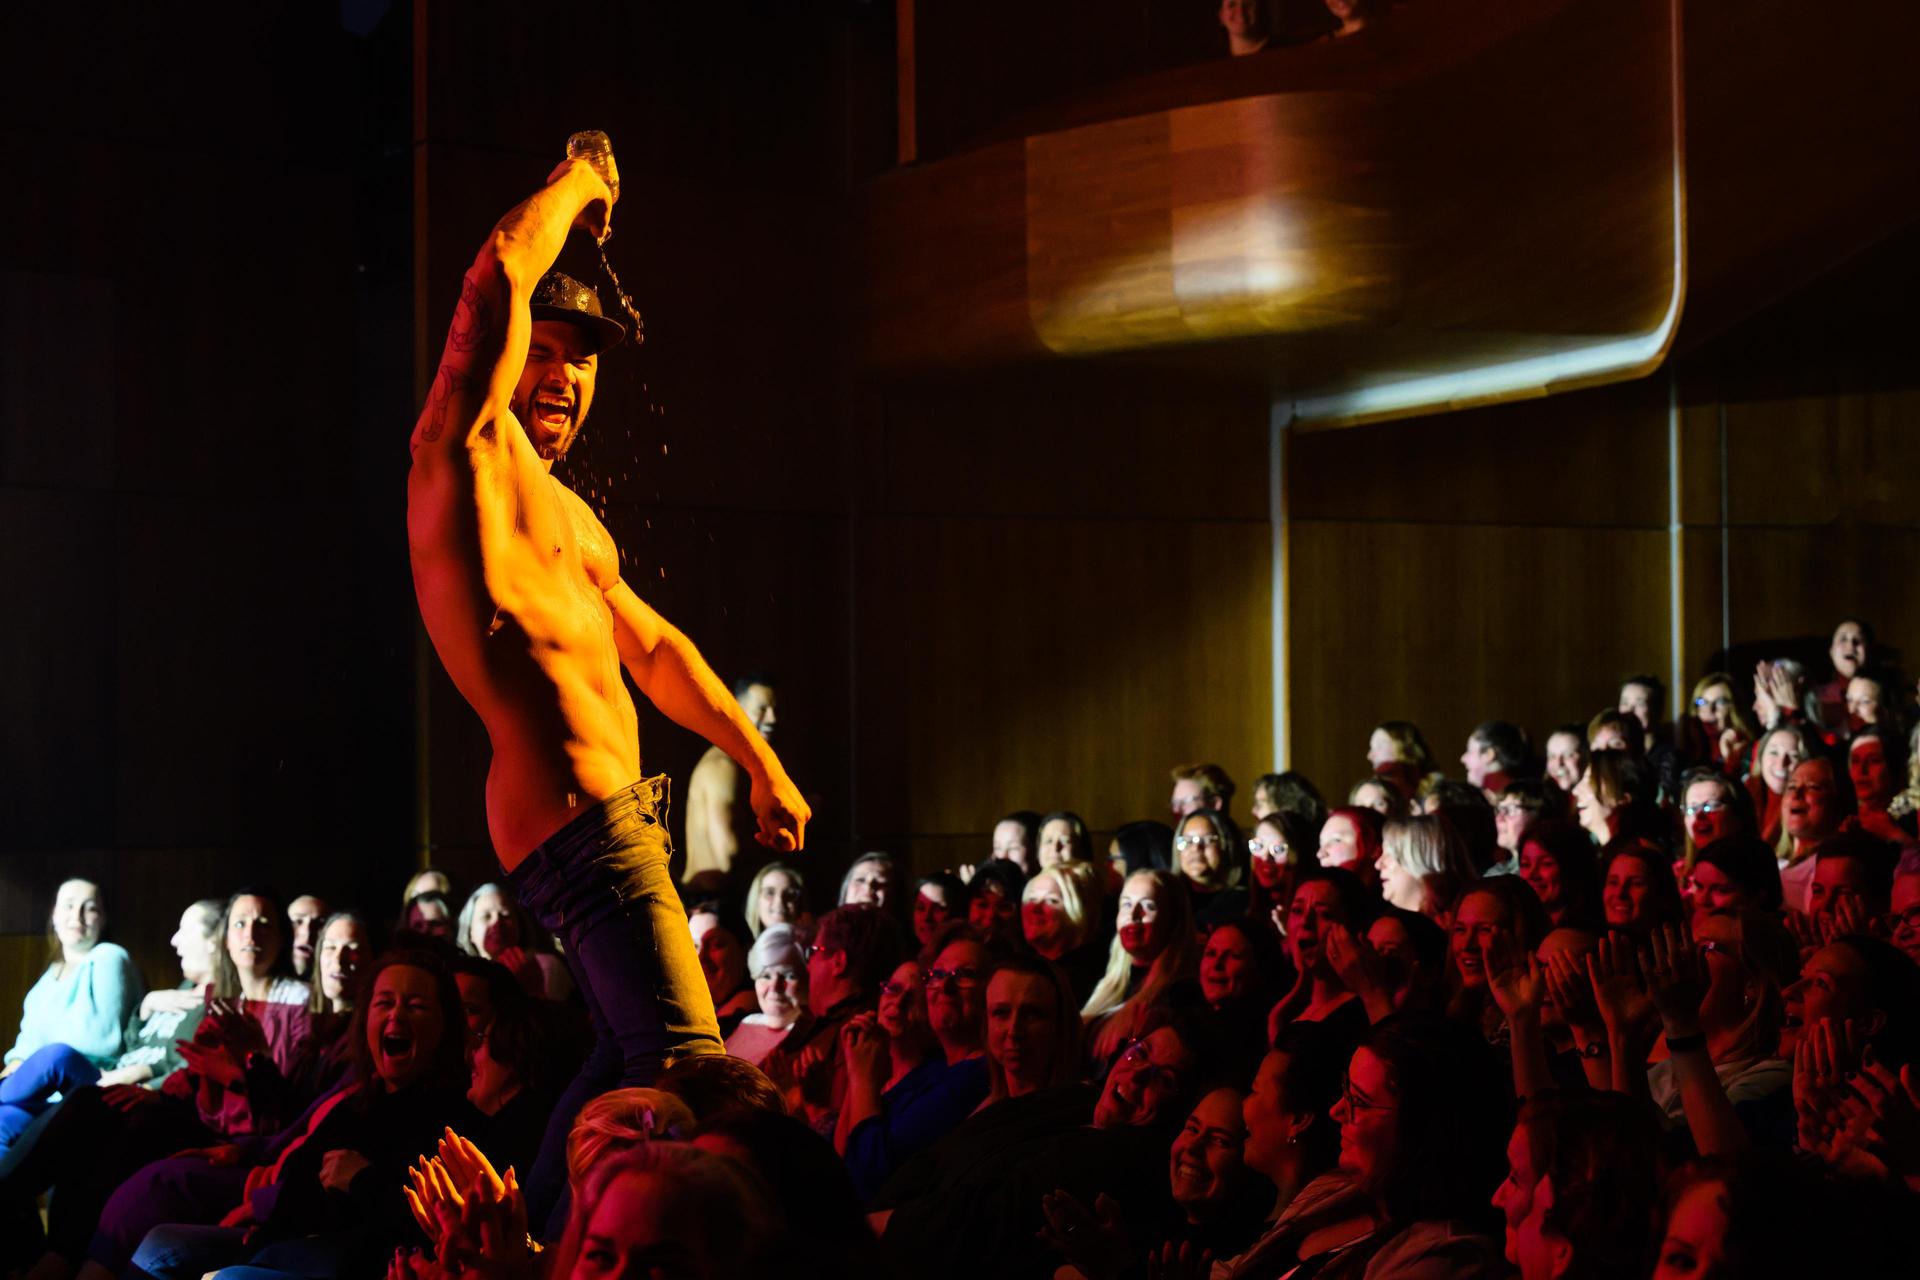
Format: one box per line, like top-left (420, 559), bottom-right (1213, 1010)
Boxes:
top-left (410, 488), bottom-right (641, 868)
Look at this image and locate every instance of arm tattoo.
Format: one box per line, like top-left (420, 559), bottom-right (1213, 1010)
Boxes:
top-left (447, 276), bottom-right (493, 354)
top-left (421, 362), bottom-right (477, 443)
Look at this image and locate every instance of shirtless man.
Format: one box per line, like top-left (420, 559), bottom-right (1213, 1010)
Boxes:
top-left (407, 143), bottom-right (808, 1212)
top-left (683, 673), bottom-right (778, 894)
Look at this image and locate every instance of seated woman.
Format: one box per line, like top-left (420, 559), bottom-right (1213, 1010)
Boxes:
top-left (399, 867), bottom-right (453, 907)
top-left (1494, 1091), bottom-right (1664, 1280)
top-left (1375, 815), bottom-right (1474, 925)
top-left (1267, 868), bottom-right (1375, 1045)
top-left (979, 955), bottom-right (1082, 1112)
top-left (1679, 765), bottom-right (1757, 877)
top-left (910, 871), bottom-right (967, 958)
top-left (1448, 877), bottom-right (1551, 1043)
top-left (456, 884), bottom-right (571, 1002)
top-left (1252, 772), bottom-right (1328, 831)
top-left (1197, 918), bottom-right (1286, 1082)
top-left (1039, 811), bottom-right (1096, 871)
top-left (744, 860), bottom-right (808, 939)
top-left (1246, 812), bottom-right (1305, 940)
top-left (0, 897), bottom-right (216, 1158)
top-left (1747, 724), bottom-right (1812, 848)
top-left (1314, 806), bottom-right (1384, 889)
top-left (991, 810), bottom-right (1043, 876)
top-left (1020, 862), bottom-right (1108, 1004)
top-left (687, 902), bottom-right (759, 1036)
top-left (1779, 756), bottom-right (1854, 911)
top-left (395, 890), bottom-right (455, 944)
top-left (1683, 837), bottom-right (1783, 928)
top-left (1082, 870), bottom-right (1200, 1070)
top-left (1366, 719), bottom-right (1435, 806)
top-left (3, 879), bottom-right (142, 1085)
top-left (1892, 847), bottom-right (1920, 967)
top-left (875, 1011), bottom-right (1204, 1279)
top-left (124, 950), bottom-right (494, 1280)
top-left (547, 1142), bottom-right (783, 1280)
top-left (964, 859), bottom-right (1027, 952)
top-left (840, 852), bottom-right (898, 911)
top-left (723, 924), bottom-right (808, 1067)
top-left (1680, 672), bottom-right (1755, 775)
top-left (1326, 906), bottom-right (1451, 1025)
top-left (1347, 776), bottom-right (1409, 820)
top-left (1493, 779), bottom-right (1567, 860)
top-left (1108, 820), bottom-right (1174, 879)
top-left (1517, 820), bottom-right (1602, 930)
top-left (1847, 727), bottom-right (1911, 842)
top-left (1173, 808), bottom-right (1250, 929)
top-left (1573, 750), bottom-right (1665, 846)
top-left (1209, 1015), bottom-right (1509, 1278)
top-left (1640, 913), bottom-right (1798, 1137)
top-left (838, 931), bottom-right (992, 1201)
top-left (1600, 838), bottom-right (1687, 937)
top-left (1653, 1152), bottom-right (1836, 1278)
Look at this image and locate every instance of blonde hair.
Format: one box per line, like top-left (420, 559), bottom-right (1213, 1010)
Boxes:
top-left (1381, 815), bottom-right (1474, 915)
top-left (743, 862), bottom-right (804, 939)
top-left (566, 1088), bottom-right (696, 1186)
top-left (1021, 861), bottom-right (1101, 952)
top-left (1082, 870), bottom-right (1200, 1062)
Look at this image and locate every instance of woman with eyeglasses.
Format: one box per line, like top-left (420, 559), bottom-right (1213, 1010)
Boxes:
top-left (1268, 868), bottom-right (1375, 1048)
top-left (1245, 813), bottom-right (1303, 940)
top-left (1677, 766), bottom-right (1755, 881)
top-left (838, 933), bottom-right (991, 1203)
top-left (1174, 809), bottom-right (1250, 929)
top-left (1681, 672), bottom-right (1755, 777)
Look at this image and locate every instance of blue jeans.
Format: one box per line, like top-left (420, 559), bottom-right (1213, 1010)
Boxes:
top-left (0, 1043), bottom-right (99, 1154)
top-left (129, 1224), bottom-right (356, 1280)
top-left (504, 774), bottom-right (722, 1233)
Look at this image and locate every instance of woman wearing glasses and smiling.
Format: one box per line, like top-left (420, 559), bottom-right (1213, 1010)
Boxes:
top-left (1173, 809), bottom-right (1251, 929)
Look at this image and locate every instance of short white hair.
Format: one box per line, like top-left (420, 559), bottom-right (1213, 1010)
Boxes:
top-left (747, 923), bottom-right (803, 978)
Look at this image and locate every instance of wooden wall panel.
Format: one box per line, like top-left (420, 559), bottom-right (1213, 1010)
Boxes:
top-left (853, 511), bottom-right (1272, 874)
top-left (1289, 376), bottom-right (1670, 527)
top-left (1285, 517), bottom-right (1671, 795)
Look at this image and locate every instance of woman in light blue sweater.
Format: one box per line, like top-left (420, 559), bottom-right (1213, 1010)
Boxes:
top-left (2, 878), bottom-right (142, 1078)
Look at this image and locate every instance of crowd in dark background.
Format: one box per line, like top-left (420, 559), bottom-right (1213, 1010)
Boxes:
top-left (6, 614), bottom-right (1920, 1278)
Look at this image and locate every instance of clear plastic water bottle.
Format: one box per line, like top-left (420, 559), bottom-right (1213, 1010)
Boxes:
top-left (566, 130), bottom-right (619, 202)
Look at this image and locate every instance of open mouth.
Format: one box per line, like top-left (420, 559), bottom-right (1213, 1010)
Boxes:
top-left (531, 395), bottom-right (573, 429)
top-left (379, 1030), bottom-right (416, 1061)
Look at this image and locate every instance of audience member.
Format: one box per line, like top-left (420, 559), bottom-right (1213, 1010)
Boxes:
top-left (1171, 763), bottom-right (1236, 821)
top-left (982, 954), bottom-right (1082, 1106)
top-left (1600, 838), bottom-right (1686, 936)
top-left (744, 860), bottom-right (808, 939)
top-left (397, 890), bottom-right (455, 944)
top-left (1544, 723), bottom-right (1590, 795)
top-left (1517, 819), bottom-right (1602, 930)
top-left (1748, 723), bottom-right (1813, 847)
top-left (839, 852), bottom-right (897, 910)
top-left (399, 868), bottom-right (452, 906)
top-left (1462, 720), bottom-right (1529, 795)
top-left (1891, 847), bottom-right (1920, 966)
top-left (1313, 805), bottom-right (1383, 887)
top-left (1376, 814), bottom-right (1474, 922)
top-left (688, 901), bottom-right (759, 1036)
top-left (899, 871), bottom-right (957, 956)
top-left (1683, 672), bottom-right (1754, 774)
top-left (1268, 868), bottom-right (1374, 1045)
top-left (1109, 819), bottom-right (1174, 877)
top-left (1021, 862), bottom-right (1107, 1002)
top-left (1038, 810), bottom-right (1096, 870)
top-left (457, 883), bottom-right (570, 1001)
top-left (1683, 836), bottom-right (1784, 926)
top-left (964, 858), bottom-right (1026, 949)
top-left (1367, 720), bottom-right (1435, 803)
top-left (1174, 808), bottom-right (1250, 927)
top-left (991, 810), bottom-right (1044, 875)
top-left (285, 895), bottom-right (328, 982)
top-left (1847, 726), bottom-right (1910, 842)
top-left (1251, 770), bottom-right (1328, 831)
top-left (1084, 870), bottom-right (1201, 1067)
top-left (1779, 756), bottom-right (1854, 910)
top-left (725, 924), bottom-right (808, 1066)
top-left (1493, 778), bottom-right (1565, 856)
top-left (4, 879), bottom-right (141, 1080)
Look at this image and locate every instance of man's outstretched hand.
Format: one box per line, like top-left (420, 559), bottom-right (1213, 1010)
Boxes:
top-left (752, 769), bottom-right (810, 853)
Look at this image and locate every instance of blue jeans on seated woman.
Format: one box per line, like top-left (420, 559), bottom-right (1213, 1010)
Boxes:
top-left (0, 1043), bottom-right (99, 1155)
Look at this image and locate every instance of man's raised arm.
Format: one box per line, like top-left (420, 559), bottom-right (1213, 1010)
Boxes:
top-left (408, 158), bottom-right (614, 462)
top-left (605, 580), bottom-right (811, 854)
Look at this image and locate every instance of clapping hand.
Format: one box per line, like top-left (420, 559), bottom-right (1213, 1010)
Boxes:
top-left (1482, 928), bottom-right (1545, 1023)
top-left (1543, 948), bottom-right (1603, 1042)
top-left (405, 1131), bottom-right (531, 1280)
top-left (1323, 924), bottom-right (1387, 1001)
top-left (1792, 1017), bottom-right (1865, 1164)
top-left (1587, 932), bottom-right (1653, 1039)
top-left (1038, 1189), bottom-right (1131, 1280)
top-left (1643, 924), bottom-right (1709, 1039)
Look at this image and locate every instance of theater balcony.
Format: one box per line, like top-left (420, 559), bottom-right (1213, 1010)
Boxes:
top-left (855, 0), bottom-right (1919, 427)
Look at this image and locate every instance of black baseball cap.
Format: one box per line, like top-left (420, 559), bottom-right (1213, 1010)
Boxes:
top-left (530, 271), bottom-right (625, 353)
